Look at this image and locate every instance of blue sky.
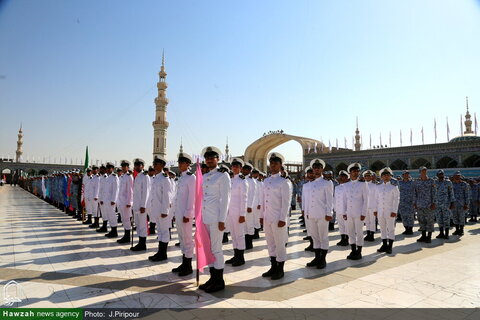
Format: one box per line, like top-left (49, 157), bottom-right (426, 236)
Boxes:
top-left (1, 0), bottom-right (479, 165)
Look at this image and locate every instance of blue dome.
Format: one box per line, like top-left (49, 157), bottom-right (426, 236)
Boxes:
top-left (449, 135), bottom-right (480, 143)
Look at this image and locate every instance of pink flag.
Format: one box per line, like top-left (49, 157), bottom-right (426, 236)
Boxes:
top-left (194, 160), bottom-right (215, 272)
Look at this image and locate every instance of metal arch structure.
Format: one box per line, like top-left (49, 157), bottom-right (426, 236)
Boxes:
top-left (244, 133), bottom-right (325, 172)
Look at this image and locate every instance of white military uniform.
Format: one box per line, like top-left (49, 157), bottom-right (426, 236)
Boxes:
top-left (85, 174), bottom-right (100, 217)
top-left (374, 181), bottom-right (400, 240)
top-left (307, 177), bottom-right (334, 250)
top-left (172, 170), bottom-right (196, 258)
top-left (118, 172), bottom-right (134, 230)
top-left (254, 179), bottom-right (264, 230)
top-left (202, 167), bottom-right (231, 269)
top-left (262, 173), bottom-right (292, 262)
top-left (245, 175), bottom-right (258, 236)
top-left (226, 173), bottom-right (248, 250)
top-left (334, 183), bottom-right (347, 235)
top-left (132, 172), bottom-right (151, 237)
top-left (365, 180), bottom-right (377, 233)
top-left (98, 173), bottom-right (108, 221)
top-left (341, 179), bottom-right (369, 246)
top-left (302, 180), bottom-right (314, 238)
top-left (104, 173), bottom-right (120, 227)
top-left (150, 172), bottom-right (173, 243)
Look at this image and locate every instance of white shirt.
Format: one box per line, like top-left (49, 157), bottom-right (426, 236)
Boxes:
top-left (373, 181), bottom-right (400, 217)
top-left (118, 172), bottom-right (134, 206)
top-left (84, 174), bottom-right (99, 201)
top-left (366, 181), bottom-right (377, 212)
top-left (132, 172), bottom-right (151, 211)
top-left (333, 183), bottom-right (346, 215)
top-left (301, 180), bottom-right (314, 214)
top-left (98, 174), bottom-right (108, 202)
top-left (307, 177), bottom-right (334, 218)
top-left (229, 174), bottom-right (248, 217)
top-left (262, 173), bottom-right (292, 223)
top-left (201, 167), bottom-right (231, 224)
top-left (150, 173), bottom-right (173, 218)
top-left (342, 179), bottom-right (369, 217)
top-left (172, 170), bottom-right (196, 219)
top-left (246, 176), bottom-right (258, 209)
top-left (255, 180), bottom-right (264, 208)
top-left (104, 173), bottom-right (119, 203)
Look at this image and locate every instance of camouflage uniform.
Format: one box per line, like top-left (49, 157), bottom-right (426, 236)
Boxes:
top-left (398, 180), bottom-right (415, 227)
top-left (413, 178), bottom-right (436, 232)
top-left (469, 182), bottom-right (479, 219)
top-left (434, 179), bottom-right (455, 228)
top-left (452, 181), bottom-right (470, 226)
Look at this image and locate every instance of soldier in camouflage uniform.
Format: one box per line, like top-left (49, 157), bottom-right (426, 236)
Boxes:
top-left (414, 167), bottom-right (437, 243)
top-left (451, 171), bottom-right (470, 236)
top-left (434, 170), bottom-right (455, 240)
top-left (398, 170), bottom-right (415, 235)
top-left (468, 180), bottom-right (479, 223)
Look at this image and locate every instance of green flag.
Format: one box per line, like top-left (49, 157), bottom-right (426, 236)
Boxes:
top-left (84, 146), bottom-right (89, 171)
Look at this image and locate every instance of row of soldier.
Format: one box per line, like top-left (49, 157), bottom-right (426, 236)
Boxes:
top-left (20, 148), bottom-right (479, 294)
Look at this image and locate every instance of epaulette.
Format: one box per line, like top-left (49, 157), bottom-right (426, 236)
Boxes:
top-left (143, 171), bottom-right (148, 175)
top-left (126, 172), bottom-right (130, 175)
top-left (186, 172), bottom-right (193, 175)
top-left (112, 173), bottom-right (117, 176)
top-left (218, 167), bottom-right (228, 173)
top-left (239, 174), bottom-right (245, 180)
top-left (163, 173), bottom-right (168, 177)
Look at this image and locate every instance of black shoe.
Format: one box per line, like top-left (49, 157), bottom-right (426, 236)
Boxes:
top-left (364, 231), bottom-right (370, 241)
top-left (89, 217), bottom-right (100, 228)
top-left (347, 244), bottom-right (357, 260)
top-left (149, 222), bottom-right (156, 235)
top-left (417, 231), bottom-right (427, 242)
top-left (425, 232), bottom-right (432, 243)
top-left (365, 231), bottom-right (375, 242)
top-left (271, 261), bottom-right (285, 280)
top-left (386, 240), bottom-right (393, 254)
top-left (225, 249), bottom-right (238, 264)
top-left (130, 237), bottom-right (147, 251)
top-left (245, 234), bottom-right (253, 250)
top-left (199, 267), bottom-right (214, 290)
top-left (204, 268), bottom-right (225, 293)
top-left (117, 230), bottom-right (131, 243)
top-left (328, 222), bottom-right (335, 231)
top-left (377, 239), bottom-right (388, 253)
top-left (222, 232), bottom-right (229, 243)
top-left (444, 228), bottom-right (450, 240)
top-left (105, 227), bottom-right (118, 238)
top-left (175, 242), bottom-right (180, 246)
top-left (337, 235), bottom-right (349, 246)
top-left (403, 226), bottom-right (413, 235)
top-left (149, 242), bottom-right (168, 262)
top-left (458, 225), bottom-right (464, 236)
top-left (253, 228), bottom-right (260, 239)
top-left (232, 250), bottom-right (245, 267)
top-left (317, 249), bottom-right (327, 269)
top-left (262, 257), bottom-right (277, 277)
top-left (306, 249), bottom-right (321, 267)
top-left (96, 221), bottom-right (108, 233)
top-left (304, 238), bottom-right (314, 252)
top-left (436, 228), bottom-right (445, 239)
top-left (178, 257), bottom-right (193, 276)
top-left (83, 215), bottom-right (93, 225)
top-left (351, 246), bottom-right (362, 260)
top-left (172, 255), bottom-right (186, 273)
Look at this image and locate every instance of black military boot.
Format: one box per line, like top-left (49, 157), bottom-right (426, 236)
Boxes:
top-left (105, 226), bottom-right (118, 238)
top-left (444, 228), bottom-right (450, 240)
top-left (89, 217), bottom-right (100, 228)
top-left (425, 232), bottom-right (432, 243)
top-left (178, 257), bottom-right (193, 276)
top-left (222, 232), bottom-right (229, 243)
top-left (351, 246), bottom-right (363, 260)
top-left (253, 228), bottom-right (260, 239)
top-left (436, 228), bottom-right (445, 239)
top-left (199, 267), bottom-right (214, 290)
top-left (117, 213), bottom-right (122, 223)
top-left (458, 225), bottom-right (464, 236)
top-left (364, 231), bottom-right (371, 241)
top-left (452, 225), bottom-right (460, 235)
top-left (329, 222), bottom-right (335, 231)
top-left (130, 237), bottom-right (147, 251)
top-left (172, 255), bottom-right (186, 273)
top-left (262, 257), bottom-right (277, 277)
top-left (417, 231), bottom-right (427, 242)
top-left (83, 214), bottom-right (92, 225)
top-left (149, 242), bottom-right (168, 262)
top-left (304, 237), bottom-right (314, 252)
top-left (149, 222), bottom-right (156, 235)
top-left (405, 226), bottom-right (413, 235)
top-left (317, 249), bottom-right (327, 269)
top-left (117, 229), bottom-right (131, 244)
top-left (339, 234), bottom-right (349, 246)
top-left (386, 240), bottom-right (394, 254)
top-left (76, 211), bottom-right (83, 221)
top-left (205, 268), bottom-right (225, 293)
top-left (377, 239), bottom-right (388, 253)
top-left (225, 249), bottom-right (238, 264)
top-left (347, 244), bottom-right (357, 260)
top-left (245, 234), bottom-right (253, 250)
top-left (307, 249), bottom-right (321, 267)
top-left (271, 261), bottom-right (285, 280)
top-left (232, 249), bottom-right (245, 267)
top-left (96, 221), bottom-right (108, 233)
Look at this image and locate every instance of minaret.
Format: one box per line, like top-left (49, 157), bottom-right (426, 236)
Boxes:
top-left (16, 124), bottom-right (23, 162)
top-left (152, 51), bottom-right (169, 159)
top-left (225, 137), bottom-right (230, 162)
top-left (354, 117), bottom-right (361, 151)
top-left (179, 137), bottom-right (183, 154)
top-left (464, 96), bottom-right (474, 135)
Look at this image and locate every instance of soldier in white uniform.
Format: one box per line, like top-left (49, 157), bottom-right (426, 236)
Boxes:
top-left (305, 159), bottom-right (334, 269)
top-left (148, 157), bottom-right (173, 262)
top-left (334, 170), bottom-right (350, 246)
top-left (198, 146), bottom-right (231, 293)
top-left (171, 152), bottom-right (196, 276)
top-left (251, 168), bottom-right (263, 239)
top-left (117, 160), bottom-right (134, 244)
top-left (82, 168), bottom-right (93, 225)
top-left (130, 158), bottom-right (151, 251)
top-left (363, 170), bottom-right (377, 242)
top-left (242, 162), bottom-right (257, 250)
top-left (225, 158), bottom-right (248, 267)
top-left (374, 167), bottom-right (400, 254)
top-left (301, 166), bottom-right (315, 251)
top-left (104, 162), bottom-right (120, 238)
top-left (87, 166), bottom-right (101, 228)
top-left (341, 163), bottom-right (369, 260)
top-left (260, 152), bottom-right (292, 280)
top-left (96, 165), bottom-right (109, 233)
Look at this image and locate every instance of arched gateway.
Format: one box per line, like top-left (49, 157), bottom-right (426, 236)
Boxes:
top-left (244, 132), bottom-right (324, 172)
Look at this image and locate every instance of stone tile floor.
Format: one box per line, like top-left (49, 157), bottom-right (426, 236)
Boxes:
top-left (1, 185), bottom-right (479, 309)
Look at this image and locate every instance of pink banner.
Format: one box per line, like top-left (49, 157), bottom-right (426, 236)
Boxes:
top-left (194, 160), bottom-right (215, 272)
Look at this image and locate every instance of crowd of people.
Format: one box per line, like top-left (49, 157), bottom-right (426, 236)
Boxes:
top-left (19, 148), bottom-right (479, 293)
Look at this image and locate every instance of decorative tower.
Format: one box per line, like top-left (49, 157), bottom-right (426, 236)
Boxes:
top-left (354, 117), bottom-right (361, 151)
top-left (16, 124), bottom-right (23, 162)
top-left (464, 96), bottom-right (474, 135)
top-left (179, 137), bottom-right (183, 154)
top-left (225, 137), bottom-right (230, 162)
top-left (152, 51), bottom-right (169, 160)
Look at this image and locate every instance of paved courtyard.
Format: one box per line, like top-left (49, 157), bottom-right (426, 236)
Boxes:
top-left (1, 185), bottom-right (479, 310)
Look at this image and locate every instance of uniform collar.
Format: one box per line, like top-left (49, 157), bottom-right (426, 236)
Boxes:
top-left (271, 172), bottom-right (281, 177)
